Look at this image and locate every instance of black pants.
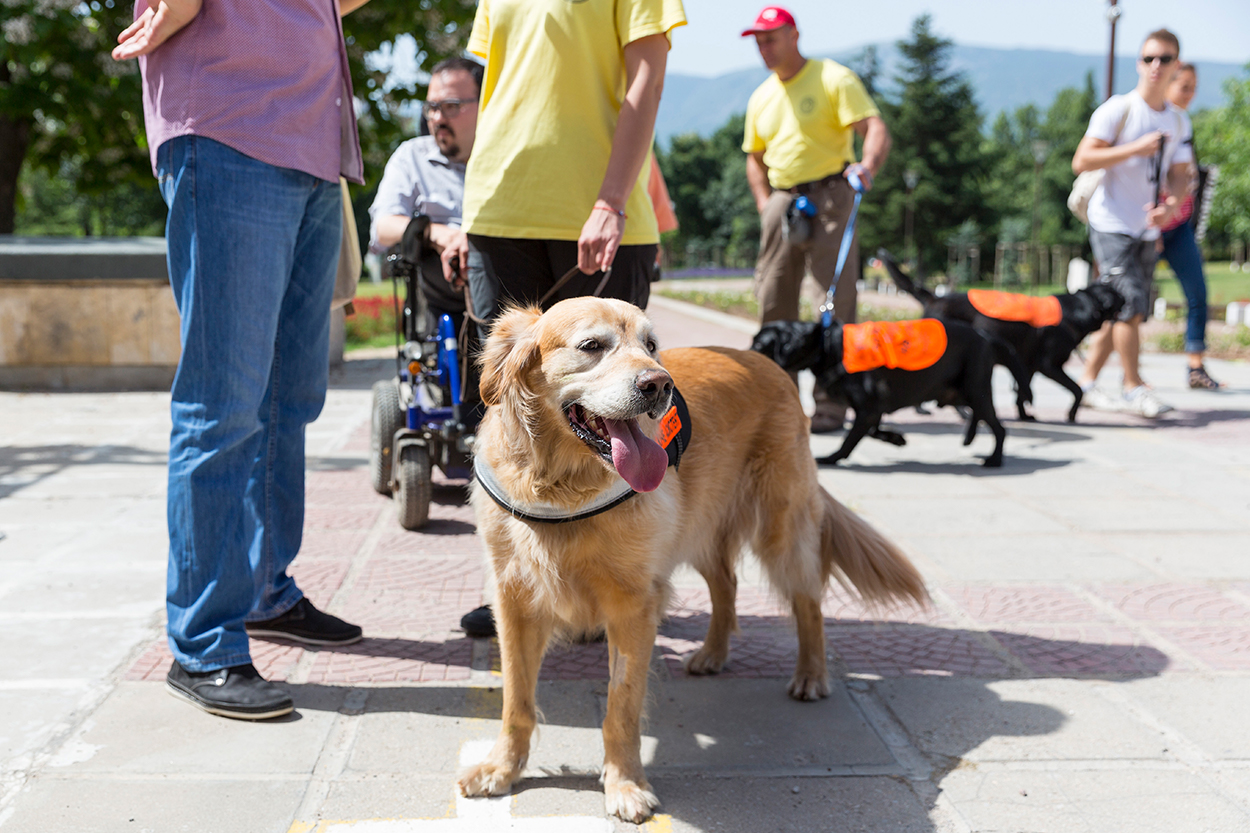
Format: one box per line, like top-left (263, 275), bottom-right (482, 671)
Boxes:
top-left (465, 236), bottom-right (657, 340)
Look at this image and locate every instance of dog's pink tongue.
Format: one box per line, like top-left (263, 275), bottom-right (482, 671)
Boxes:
top-left (604, 418), bottom-right (668, 492)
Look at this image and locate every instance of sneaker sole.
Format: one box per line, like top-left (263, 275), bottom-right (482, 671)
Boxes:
top-left (165, 682), bottom-right (294, 721)
top-left (245, 628), bottom-right (364, 647)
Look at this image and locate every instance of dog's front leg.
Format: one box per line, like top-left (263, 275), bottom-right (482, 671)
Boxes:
top-left (457, 601), bottom-right (552, 798)
top-left (602, 603), bottom-right (661, 823)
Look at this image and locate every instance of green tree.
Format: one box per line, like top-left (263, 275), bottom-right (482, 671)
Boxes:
top-left (2, 0), bottom-right (474, 237)
top-left (657, 114), bottom-right (758, 267)
top-left (1193, 67), bottom-right (1250, 256)
top-left (1, 0), bottom-right (152, 234)
top-left (860, 15), bottom-right (992, 276)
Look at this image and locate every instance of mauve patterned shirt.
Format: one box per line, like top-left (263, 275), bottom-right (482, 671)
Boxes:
top-left (136, 0), bottom-right (363, 184)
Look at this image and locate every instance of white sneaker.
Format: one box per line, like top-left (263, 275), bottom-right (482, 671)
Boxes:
top-left (1122, 385), bottom-right (1173, 418)
top-left (1081, 387), bottom-right (1122, 411)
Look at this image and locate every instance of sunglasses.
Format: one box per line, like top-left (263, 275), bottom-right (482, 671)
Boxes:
top-left (1139, 54), bottom-right (1177, 65)
top-left (422, 99), bottom-right (477, 119)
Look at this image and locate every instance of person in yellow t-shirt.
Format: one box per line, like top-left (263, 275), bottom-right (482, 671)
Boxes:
top-left (442, 0), bottom-right (687, 338)
top-left (741, 6), bottom-right (891, 433)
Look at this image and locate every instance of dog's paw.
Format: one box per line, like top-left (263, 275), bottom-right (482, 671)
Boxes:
top-left (684, 644), bottom-right (729, 675)
top-left (786, 672), bottom-right (831, 701)
top-left (604, 777), bottom-right (660, 823)
top-left (456, 759), bottom-right (522, 798)
top-left (982, 455), bottom-right (1004, 468)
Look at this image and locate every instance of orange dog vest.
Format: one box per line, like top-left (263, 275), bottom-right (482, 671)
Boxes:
top-left (842, 319), bottom-right (948, 374)
top-left (967, 289), bottom-right (1062, 327)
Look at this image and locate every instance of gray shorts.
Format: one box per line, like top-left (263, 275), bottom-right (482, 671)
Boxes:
top-left (1089, 229), bottom-right (1158, 322)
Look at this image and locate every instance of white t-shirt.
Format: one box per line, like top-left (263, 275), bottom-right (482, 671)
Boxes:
top-left (1084, 91), bottom-right (1193, 240)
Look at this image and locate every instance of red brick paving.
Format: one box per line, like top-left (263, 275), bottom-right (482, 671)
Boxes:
top-left (124, 459), bottom-right (1250, 685)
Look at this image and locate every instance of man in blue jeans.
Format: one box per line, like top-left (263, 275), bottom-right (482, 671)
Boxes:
top-left (113, 0), bottom-right (370, 719)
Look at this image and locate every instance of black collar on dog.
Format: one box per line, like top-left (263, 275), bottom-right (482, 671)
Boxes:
top-left (474, 388), bottom-right (693, 524)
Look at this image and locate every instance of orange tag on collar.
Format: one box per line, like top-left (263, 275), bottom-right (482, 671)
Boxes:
top-left (842, 319), bottom-right (948, 374)
top-left (657, 405), bottom-right (682, 448)
top-left (967, 289), bottom-right (1062, 327)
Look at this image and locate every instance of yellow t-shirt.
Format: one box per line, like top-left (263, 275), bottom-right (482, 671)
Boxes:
top-left (463, 0), bottom-right (687, 244)
top-left (742, 59), bottom-right (879, 191)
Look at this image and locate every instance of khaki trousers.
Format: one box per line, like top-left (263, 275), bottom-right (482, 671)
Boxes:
top-left (754, 176), bottom-right (860, 327)
top-left (754, 176), bottom-right (860, 419)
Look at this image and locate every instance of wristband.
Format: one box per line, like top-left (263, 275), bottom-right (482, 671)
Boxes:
top-left (594, 204), bottom-right (628, 219)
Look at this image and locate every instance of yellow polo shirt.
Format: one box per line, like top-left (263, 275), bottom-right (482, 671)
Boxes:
top-left (743, 58), bottom-right (879, 190)
top-left (463, 0), bottom-right (687, 244)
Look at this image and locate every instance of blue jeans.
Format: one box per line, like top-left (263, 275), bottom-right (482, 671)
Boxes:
top-left (1161, 221), bottom-right (1207, 354)
top-left (157, 136), bottom-right (342, 672)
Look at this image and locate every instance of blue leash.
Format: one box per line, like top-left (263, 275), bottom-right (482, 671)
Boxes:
top-left (820, 170), bottom-right (867, 329)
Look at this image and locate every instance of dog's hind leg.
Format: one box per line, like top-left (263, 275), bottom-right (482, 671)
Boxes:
top-left (602, 600), bottom-right (663, 823)
top-left (685, 548), bottom-right (739, 675)
top-left (788, 591), bottom-right (830, 700)
top-left (457, 600), bottom-right (553, 799)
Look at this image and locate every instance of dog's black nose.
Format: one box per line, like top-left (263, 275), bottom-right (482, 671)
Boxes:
top-left (636, 369), bottom-right (674, 401)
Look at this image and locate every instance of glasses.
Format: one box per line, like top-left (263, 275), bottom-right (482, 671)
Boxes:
top-left (1140, 54), bottom-right (1176, 65)
top-left (422, 99), bottom-right (477, 119)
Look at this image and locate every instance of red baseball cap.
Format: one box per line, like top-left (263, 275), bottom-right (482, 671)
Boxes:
top-left (740, 6), bottom-right (797, 37)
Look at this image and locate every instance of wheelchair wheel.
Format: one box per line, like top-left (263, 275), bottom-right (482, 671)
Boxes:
top-left (370, 379), bottom-right (404, 495)
top-left (395, 443), bottom-right (432, 530)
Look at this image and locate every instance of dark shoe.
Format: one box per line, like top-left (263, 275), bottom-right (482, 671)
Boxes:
top-left (460, 604), bottom-right (496, 638)
top-left (166, 662), bottom-right (293, 720)
top-left (246, 597), bottom-right (363, 646)
top-left (1188, 365), bottom-right (1225, 390)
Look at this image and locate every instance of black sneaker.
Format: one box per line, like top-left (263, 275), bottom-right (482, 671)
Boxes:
top-left (460, 605), bottom-right (496, 638)
top-left (246, 597), bottom-right (363, 646)
top-left (166, 662), bottom-right (294, 720)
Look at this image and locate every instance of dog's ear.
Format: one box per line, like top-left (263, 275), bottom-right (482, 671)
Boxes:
top-left (478, 305), bottom-right (543, 408)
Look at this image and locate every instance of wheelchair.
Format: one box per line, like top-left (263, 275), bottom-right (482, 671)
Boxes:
top-left (369, 215), bottom-right (474, 530)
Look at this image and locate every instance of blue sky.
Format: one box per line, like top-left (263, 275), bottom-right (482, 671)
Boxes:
top-left (669, 0), bottom-right (1250, 77)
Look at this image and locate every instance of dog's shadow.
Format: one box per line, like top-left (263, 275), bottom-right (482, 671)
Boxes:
top-left (278, 610), bottom-right (1170, 832)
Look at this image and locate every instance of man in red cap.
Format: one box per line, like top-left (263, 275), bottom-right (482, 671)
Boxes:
top-left (742, 6), bottom-right (891, 432)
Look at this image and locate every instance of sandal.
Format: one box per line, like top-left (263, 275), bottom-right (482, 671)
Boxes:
top-left (1188, 365), bottom-right (1225, 390)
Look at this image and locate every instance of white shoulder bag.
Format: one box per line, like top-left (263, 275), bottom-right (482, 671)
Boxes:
top-left (1067, 101), bottom-right (1132, 224)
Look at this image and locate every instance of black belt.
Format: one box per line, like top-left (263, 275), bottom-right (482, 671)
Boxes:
top-left (789, 163), bottom-right (852, 195)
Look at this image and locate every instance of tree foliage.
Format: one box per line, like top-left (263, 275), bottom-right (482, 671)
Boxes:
top-left (860, 15), bottom-right (992, 276)
top-left (3, 0), bottom-right (474, 236)
top-left (1192, 67), bottom-right (1250, 255)
top-left (1, 0), bottom-right (150, 233)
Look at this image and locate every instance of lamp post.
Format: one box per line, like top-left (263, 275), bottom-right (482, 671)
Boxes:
top-left (903, 168), bottom-right (919, 271)
top-left (1105, 0), bottom-right (1122, 101)
top-left (1030, 140), bottom-right (1049, 286)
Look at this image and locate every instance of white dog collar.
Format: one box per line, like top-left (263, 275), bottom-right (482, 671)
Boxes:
top-left (473, 457), bottom-right (637, 524)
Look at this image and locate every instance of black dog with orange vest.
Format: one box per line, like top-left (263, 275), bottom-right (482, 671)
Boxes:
top-left (752, 317), bottom-right (1006, 467)
top-left (878, 249), bottom-right (1124, 423)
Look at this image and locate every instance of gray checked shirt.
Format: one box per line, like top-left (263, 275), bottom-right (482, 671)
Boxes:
top-left (368, 135), bottom-right (466, 253)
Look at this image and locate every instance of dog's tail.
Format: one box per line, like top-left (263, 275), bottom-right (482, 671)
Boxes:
top-left (819, 488), bottom-right (929, 609)
top-left (876, 248), bottom-right (936, 306)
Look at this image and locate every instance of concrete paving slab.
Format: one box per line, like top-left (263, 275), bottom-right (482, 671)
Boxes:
top-left (0, 619), bottom-right (152, 683)
top-left (1123, 676), bottom-right (1250, 761)
top-left (937, 766), bottom-right (1250, 833)
top-left (50, 682), bottom-right (339, 776)
top-left (896, 533), bottom-right (1152, 583)
top-left (637, 774), bottom-right (936, 833)
top-left (0, 775), bottom-right (307, 833)
top-left (874, 678), bottom-right (1171, 763)
top-left (856, 496), bottom-right (1071, 539)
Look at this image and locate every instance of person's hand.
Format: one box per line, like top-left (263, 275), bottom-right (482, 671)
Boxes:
top-left (577, 200), bottom-right (625, 274)
top-left (1146, 194), bottom-right (1178, 229)
top-left (844, 162), bottom-right (873, 192)
top-left (112, 0), bottom-right (203, 60)
top-left (1127, 131), bottom-right (1165, 159)
top-left (440, 231), bottom-right (468, 289)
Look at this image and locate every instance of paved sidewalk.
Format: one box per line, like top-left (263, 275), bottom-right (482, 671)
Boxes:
top-left (1, 297), bottom-right (1249, 832)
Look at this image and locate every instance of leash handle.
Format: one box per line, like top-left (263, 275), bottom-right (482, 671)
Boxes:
top-left (820, 170), bottom-right (866, 328)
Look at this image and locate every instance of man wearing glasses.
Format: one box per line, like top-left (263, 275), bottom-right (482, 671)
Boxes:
top-left (370, 57), bottom-right (483, 337)
top-left (1072, 28), bottom-right (1192, 418)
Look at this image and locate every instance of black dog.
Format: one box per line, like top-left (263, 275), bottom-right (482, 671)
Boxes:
top-left (752, 318), bottom-right (1006, 467)
top-left (878, 249), bottom-right (1124, 423)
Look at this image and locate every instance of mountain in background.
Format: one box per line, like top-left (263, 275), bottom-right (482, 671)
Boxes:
top-left (656, 43), bottom-right (1246, 144)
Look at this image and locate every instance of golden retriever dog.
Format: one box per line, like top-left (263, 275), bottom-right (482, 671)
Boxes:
top-left (457, 297), bottom-right (927, 822)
